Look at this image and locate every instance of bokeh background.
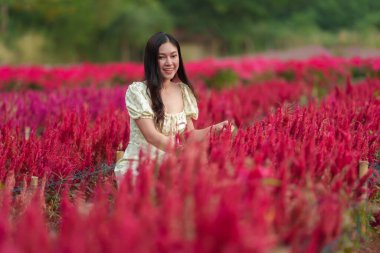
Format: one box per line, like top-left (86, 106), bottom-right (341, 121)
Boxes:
top-left (0, 2), bottom-right (380, 252)
top-left (1, 0), bottom-right (380, 65)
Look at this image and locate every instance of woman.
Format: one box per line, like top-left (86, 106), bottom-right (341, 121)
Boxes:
top-left (114, 32), bottom-right (233, 183)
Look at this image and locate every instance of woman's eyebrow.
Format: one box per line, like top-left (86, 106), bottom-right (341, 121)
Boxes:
top-left (159, 51), bottom-right (178, 55)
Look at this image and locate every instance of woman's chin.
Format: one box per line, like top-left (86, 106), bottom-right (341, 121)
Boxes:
top-left (162, 75), bottom-right (175, 81)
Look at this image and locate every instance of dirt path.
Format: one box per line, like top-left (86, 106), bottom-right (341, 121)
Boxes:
top-left (250, 45), bottom-right (380, 59)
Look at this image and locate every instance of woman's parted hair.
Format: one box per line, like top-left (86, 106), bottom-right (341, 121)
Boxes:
top-left (144, 32), bottom-right (197, 131)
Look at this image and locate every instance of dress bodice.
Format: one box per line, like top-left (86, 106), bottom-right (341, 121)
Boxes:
top-left (123, 81), bottom-right (198, 160)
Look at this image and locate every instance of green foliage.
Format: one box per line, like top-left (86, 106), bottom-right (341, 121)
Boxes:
top-left (205, 69), bottom-right (239, 90)
top-left (351, 67), bottom-right (370, 80)
top-left (278, 69), bottom-right (296, 82)
top-left (4, 0), bottom-right (172, 63)
top-left (314, 0), bottom-right (368, 31)
top-left (2, 81), bottom-right (43, 91)
top-left (250, 71), bottom-right (276, 84)
top-left (2, 0), bottom-right (380, 63)
top-left (351, 66), bottom-right (380, 81)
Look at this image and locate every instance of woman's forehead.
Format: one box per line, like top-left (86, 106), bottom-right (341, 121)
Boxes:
top-left (158, 42), bottom-right (177, 54)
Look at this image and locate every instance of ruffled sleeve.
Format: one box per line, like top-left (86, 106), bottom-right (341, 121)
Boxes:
top-left (181, 83), bottom-right (199, 120)
top-left (125, 82), bottom-right (154, 119)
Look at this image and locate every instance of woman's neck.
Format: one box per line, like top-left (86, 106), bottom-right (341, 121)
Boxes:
top-left (162, 80), bottom-right (172, 90)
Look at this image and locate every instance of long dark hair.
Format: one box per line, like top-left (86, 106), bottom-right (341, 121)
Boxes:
top-left (144, 32), bottom-right (197, 131)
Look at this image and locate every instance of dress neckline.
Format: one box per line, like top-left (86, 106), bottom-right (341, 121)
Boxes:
top-left (140, 81), bottom-right (186, 116)
top-left (163, 82), bottom-right (185, 116)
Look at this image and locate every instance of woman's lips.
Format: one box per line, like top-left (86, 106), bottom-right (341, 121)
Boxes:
top-left (163, 69), bottom-right (174, 74)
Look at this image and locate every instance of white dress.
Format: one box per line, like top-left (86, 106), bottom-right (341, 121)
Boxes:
top-left (114, 81), bottom-right (198, 180)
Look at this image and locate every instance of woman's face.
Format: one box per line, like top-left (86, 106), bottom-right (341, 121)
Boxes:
top-left (158, 41), bottom-right (179, 82)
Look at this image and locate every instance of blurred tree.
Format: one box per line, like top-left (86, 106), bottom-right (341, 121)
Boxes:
top-left (313, 0), bottom-right (370, 31)
top-left (161, 0), bottom-right (264, 54)
top-left (6, 0), bottom-right (172, 62)
top-left (98, 0), bottom-right (172, 61)
top-left (0, 0), bottom-right (12, 35)
top-left (161, 0), bottom-right (313, 54)
top-left (3, 0), bottom-right (380, 63)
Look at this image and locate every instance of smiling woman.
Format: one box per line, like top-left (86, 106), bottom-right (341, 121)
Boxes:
top-left (114, 32), bottom-right (235, 184)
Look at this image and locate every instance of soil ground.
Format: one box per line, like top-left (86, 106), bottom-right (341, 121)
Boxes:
top-left (250, 45), bottom-right (380, 59)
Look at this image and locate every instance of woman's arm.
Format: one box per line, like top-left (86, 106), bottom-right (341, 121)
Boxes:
top-left (134, 117), bottom-right (234, 151)
top-left (134, 118), bottom-right (175, 151)
top-left (186, 118), bottom-right (234, 142)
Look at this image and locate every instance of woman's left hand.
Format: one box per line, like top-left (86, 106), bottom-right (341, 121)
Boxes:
top-left (214, 120), bottom-right (236, 133)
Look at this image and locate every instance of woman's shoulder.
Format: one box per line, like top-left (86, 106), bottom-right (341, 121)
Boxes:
top-left (178, 82), bottom-right (187, 88)
top-left (179, 82), bottom-right (196, 97)
top-left (125, 81), bottom-right (153, 118)
top-left (179, 82), bottom-right (192, 93)
top-left (179, 82), bottom-right (198, 119)
top-left (128, 81), bottom-right (147, 90)
top-left (126, 81), bottom-right (149, 96)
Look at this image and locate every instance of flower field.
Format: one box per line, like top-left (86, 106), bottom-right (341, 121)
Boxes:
top-left (0, 56), bottom-right (379, 252)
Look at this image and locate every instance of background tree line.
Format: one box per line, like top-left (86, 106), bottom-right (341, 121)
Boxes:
top-left (1, 0), bottom-right (380, 64)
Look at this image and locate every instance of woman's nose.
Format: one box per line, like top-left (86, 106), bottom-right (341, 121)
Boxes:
top-left (165, 57), bottom-right (172, 65)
